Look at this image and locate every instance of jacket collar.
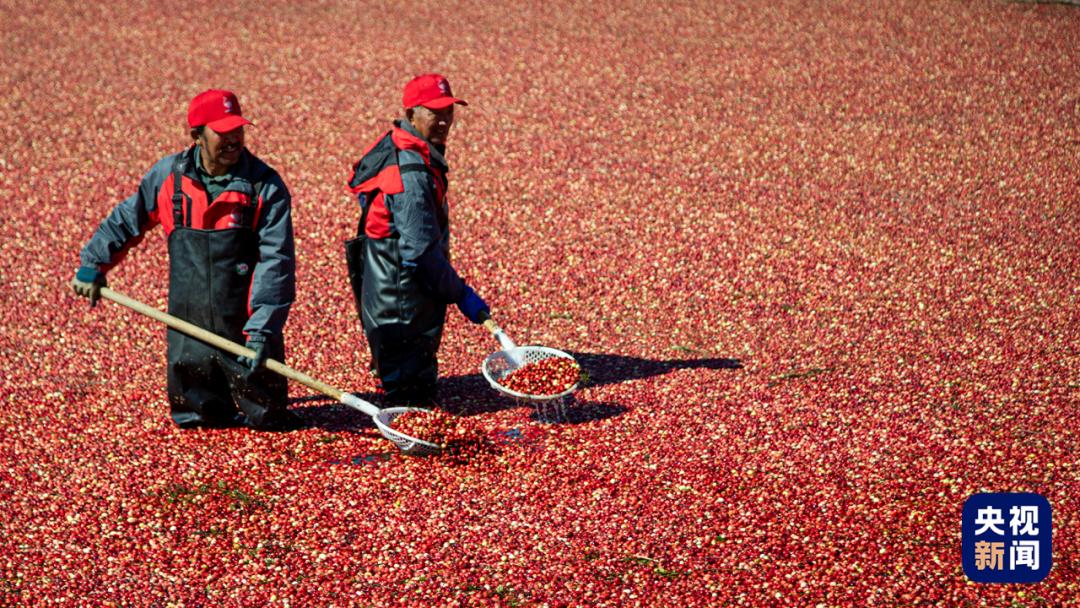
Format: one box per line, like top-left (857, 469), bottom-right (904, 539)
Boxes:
top-left (394, 119), bottom-right (449, 173)
top-left (184, 145), bottom-right (259, 195)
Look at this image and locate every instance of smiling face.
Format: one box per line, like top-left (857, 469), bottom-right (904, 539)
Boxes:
top-left (194, 125), bottom-right (245, 175)
top-left (408, 104), bottom-right (455, 146)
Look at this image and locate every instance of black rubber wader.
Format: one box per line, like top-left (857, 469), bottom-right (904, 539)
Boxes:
top-left (164, 159), bottom-right (290, 429)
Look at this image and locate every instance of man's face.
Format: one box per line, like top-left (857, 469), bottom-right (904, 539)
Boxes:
top-left (199, 126), bottom-right (245, 170)
top-left (409, 105), bottom-right (455, 146)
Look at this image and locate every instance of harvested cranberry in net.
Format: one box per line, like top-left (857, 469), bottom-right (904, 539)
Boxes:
top-left (498, 357), bottom-right (581, 396)
top-left (391, 409), bottom-right (461, 448)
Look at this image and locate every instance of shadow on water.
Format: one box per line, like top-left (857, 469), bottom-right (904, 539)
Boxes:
top-left (287, 393), bottom-right (376, 432)
top-left (289, 352), bottom-right (741, 430)
top-left (525, 396), bottom-right (628, 425)
top-left (567, 352), bottom-right (742, 388)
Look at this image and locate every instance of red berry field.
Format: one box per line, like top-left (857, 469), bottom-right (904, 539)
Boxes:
top-left (1, 1), bottom-right (1078, 605)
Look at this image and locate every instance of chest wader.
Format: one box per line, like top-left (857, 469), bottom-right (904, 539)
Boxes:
top-left (359, 164), bottom-right (448, 406)
top-left (164, 159), bottom-right (288, 428)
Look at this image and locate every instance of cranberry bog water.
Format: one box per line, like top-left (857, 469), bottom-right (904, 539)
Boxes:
top-left (2, 1), bottom-right (1077, 606)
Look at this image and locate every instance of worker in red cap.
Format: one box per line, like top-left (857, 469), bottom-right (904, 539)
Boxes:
top-left (345, 73), bottom-right (489, 405)
top-left (72, 89), bottom-right (302, 431)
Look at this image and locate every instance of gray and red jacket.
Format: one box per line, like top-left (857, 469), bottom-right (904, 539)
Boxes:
top-left (79, 146), bottom-right (296, 337)
top-left (347, 120), bottom-right (466, 309)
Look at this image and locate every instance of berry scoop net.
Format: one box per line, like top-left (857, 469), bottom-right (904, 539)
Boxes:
top-left (479, 316), bottom-right (581, 401)
top-left (95, 287), bottom-right (443, 455)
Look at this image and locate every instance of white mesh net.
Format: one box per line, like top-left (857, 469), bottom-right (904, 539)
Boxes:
top-left (374, 407), bottom-right (442, 456)
top-left (481, 346), bottom-right (580, 401)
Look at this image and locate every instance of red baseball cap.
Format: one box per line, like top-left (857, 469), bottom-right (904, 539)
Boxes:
top-left (402, 74), bottom-right (468, 109)
top-left (187, 89), bottom-right (252, 132)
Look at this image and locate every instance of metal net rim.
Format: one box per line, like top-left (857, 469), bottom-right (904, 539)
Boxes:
top-left (374, 406), bottom-right (442, 455)
top-left (481, 346), bottom-right (580, 401)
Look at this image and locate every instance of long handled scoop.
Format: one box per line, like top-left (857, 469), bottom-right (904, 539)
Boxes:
top-left (97, 287), bottom-right (440, 455)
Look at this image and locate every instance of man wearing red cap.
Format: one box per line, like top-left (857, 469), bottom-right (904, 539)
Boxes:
top-left (345, 73), bottom-right (489, 405)
top-left (72, 90), bottom-right (302, 431)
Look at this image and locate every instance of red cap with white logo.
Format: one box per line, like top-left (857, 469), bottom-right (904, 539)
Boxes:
top-left (187, 89), bottom-right (252, 132)
top-left (402, 74), bottom-right (468, 109)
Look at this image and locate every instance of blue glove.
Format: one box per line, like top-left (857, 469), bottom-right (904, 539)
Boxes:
top-left (71, 266), bottom-right (107, 307)
top-left (238, 335), bottom-right (269, 370)
top-left (456, 285), bottom-right (490, 324)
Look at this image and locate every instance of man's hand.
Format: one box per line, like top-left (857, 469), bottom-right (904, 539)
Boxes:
top-left (71, 266), bottom-right (107, 307)
top-left (456, 285), bottom-right (490, 324)
top-left (238, 335), bottom-right (269, 370)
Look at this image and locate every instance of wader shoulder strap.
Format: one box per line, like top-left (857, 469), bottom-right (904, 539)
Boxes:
top-left (355, 192), bottom-right (372, 237)
top-left (398, 161), bottom-right (446, 197)
top-left (172, 157), bottom-right (189, 228)
top-left (397, 163), bottom-right (428, 175)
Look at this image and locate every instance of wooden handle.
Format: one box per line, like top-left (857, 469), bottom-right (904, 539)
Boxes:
top-left (482, 319), bottom-right (500, 335)
top-left (99, 287), bottom-right (346, 402)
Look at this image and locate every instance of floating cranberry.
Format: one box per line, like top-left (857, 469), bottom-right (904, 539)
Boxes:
top-left (4, 1), bottom-right (1076, 605)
